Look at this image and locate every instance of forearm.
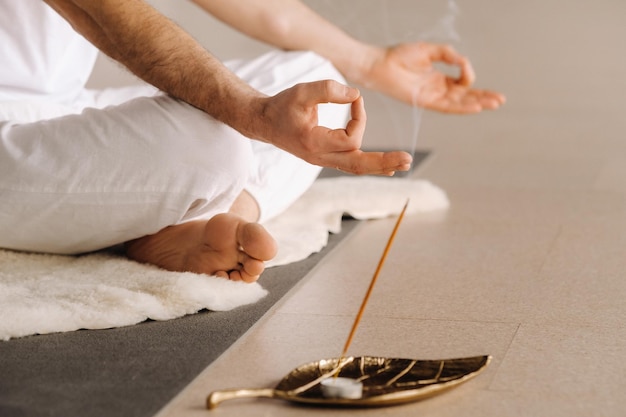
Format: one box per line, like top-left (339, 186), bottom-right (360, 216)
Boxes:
top-left (44, 0), bottom-right (265, 139)
top-left (191, 0), bottom-right (380, 84)
top-left (40, 0), bottom-right (413, 176)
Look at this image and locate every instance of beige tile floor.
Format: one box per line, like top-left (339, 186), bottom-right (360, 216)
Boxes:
top-left (148, 1), bottom-right (626, 416)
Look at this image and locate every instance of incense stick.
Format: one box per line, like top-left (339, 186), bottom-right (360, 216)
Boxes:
top-left (336, 199), bottom-right (410, 368)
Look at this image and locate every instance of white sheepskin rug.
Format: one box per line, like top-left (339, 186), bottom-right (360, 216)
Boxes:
top-left (0, 177), bottom-right (448, 340)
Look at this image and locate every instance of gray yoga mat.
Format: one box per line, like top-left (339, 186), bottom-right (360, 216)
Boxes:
top-left (0, 151), bottom-right (429, 417)
top-left (0, 220), bottom-right (359, 417)
top-left (0, 220), bottom-right (358, 417)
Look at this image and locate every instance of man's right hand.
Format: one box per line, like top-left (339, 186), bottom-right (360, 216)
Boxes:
top-left (251, 79), bottom-right (412, 176)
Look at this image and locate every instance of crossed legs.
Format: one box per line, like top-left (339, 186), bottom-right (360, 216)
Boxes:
top-left (123, 51), bottom-right (351, 281)
top-left (0, 51), bottom-right (349, 282)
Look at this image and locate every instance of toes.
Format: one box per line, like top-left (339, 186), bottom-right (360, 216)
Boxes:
top-left (196, 213), bottom-right (277, 282)
top-left (242, 257), bottom-right (265, 277)
top-left (214, 270), bottom-right (229, 279)
top-left (238, 223), bottom-right (278, 261)
top-left (227, 270), bottom-right (243, 281)
top-left (227, 255), bottom-right (265, 283)
top-left (227, 269), bottom-right (260, 283)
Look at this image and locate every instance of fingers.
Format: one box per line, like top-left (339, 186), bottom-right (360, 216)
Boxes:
top-left (432, 45), bottom-right (506, 110)
top-left (428, 43), bottom-right (476, 87)
top-left (455, 53), bottom-right (475, 87)
top-left (300, 79), bottom-right (361, 106)
top-left (323, 150), bottom-right (413, 176)
top-left (308, 95), bottom-right (366, 155)
top-left (346, 95), bottom-right (367, 139)
top-left (309, 96), bottom-right (412, 175)
top-left (433, 84), bottom-right (507, 114)
top-left (474, 90), bottom-right (506, 110)
top-left (274, 81), bottom-right (412, 175)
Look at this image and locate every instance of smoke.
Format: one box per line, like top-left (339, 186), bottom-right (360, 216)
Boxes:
top-left (419, 0), bottom-right (461, 43)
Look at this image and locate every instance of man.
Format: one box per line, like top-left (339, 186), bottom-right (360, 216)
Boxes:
top-left (0, 0), bottom-right (504, 282)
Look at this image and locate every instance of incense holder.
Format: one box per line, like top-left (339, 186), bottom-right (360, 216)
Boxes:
top-left (207, 355), bottom-right (490, 409)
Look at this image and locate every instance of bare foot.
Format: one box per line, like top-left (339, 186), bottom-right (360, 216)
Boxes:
top-left (124, 213), bottom-right (278, 282)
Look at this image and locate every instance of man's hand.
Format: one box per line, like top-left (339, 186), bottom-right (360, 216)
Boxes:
top-left (253, 80), bottom-right (412, 176)
top-left (359, 42), bottom-right (506, 113)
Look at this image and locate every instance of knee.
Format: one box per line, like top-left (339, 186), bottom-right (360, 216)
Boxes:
top-left (158, 95), bottom-right (251, 161)
top-left (178, 112), bottom-right (253, 197)
top-left (228, 49), bottom-right (347, 95)
top-left (132, 96), bottom-right (254, 202)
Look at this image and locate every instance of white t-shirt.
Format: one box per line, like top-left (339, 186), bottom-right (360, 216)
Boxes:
top-left (0, 0), bottom-right (99, 106)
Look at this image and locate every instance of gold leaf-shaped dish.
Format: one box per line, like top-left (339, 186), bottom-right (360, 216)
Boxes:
top-left (207, 355), bottom-right (490, 409)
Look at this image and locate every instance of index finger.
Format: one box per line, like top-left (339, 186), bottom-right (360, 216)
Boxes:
top-left (299, 79), bottom-right (361, 106)
top-left (310, 95), bottom-right (367, 154)
top-left (430, 44), bottom-right (476, 87)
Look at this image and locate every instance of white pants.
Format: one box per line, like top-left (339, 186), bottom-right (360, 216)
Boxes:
top-left (0, 51), bottom-right (349, 254)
